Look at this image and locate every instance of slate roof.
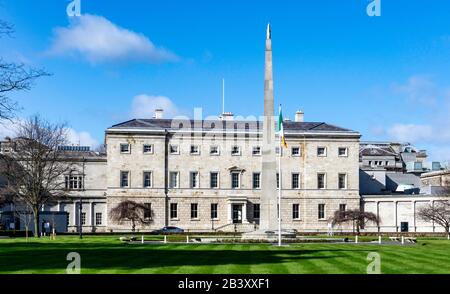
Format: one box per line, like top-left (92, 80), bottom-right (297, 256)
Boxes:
top-left (108, 119), bottom-right (357, 134)
top-left (360, 146), bottom-right (397, 157)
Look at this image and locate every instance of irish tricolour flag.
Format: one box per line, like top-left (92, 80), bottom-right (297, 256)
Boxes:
top-left (278, 105), bottom-right (288, 148)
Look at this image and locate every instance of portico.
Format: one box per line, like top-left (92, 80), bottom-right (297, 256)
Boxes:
top-left (227, 197), bottom-right (248, 224)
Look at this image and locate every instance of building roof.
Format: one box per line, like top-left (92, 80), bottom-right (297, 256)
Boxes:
top-left (108, 119), bottom-right (358, 135)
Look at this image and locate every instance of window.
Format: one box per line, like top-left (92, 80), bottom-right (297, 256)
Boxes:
top-left (317, 147), bottom-right (327, 157)
top-left (252, 146), bottom-right (261, 156)
top-left (143, 144), bottom-right (153, 154)
top-left (318, 204), bottom-right (325, 220)
top-left (81, 212), bottom-right (86, 225)
top-left (291, 147), bottom-right (300, 157)
top-left (210, 172), bottom-right (219, 189)
top-left (144, 203), bottom-right (152, 220)
top-left (210, 146), bottom-right (220, 155)
top-left (169, 172), bottom-right (179, 188)
top-left (190, 172), bottom-right (199, 188)
top-left (292, 173), bottom-right (300, 189)
top-left (211, 204), bottom-right (218, 219)
top-left (276, 173), bottom-right (280, 189)
top-left (65, 175), bottom-right (83, 190)
top-left (67, 213), bottom-right (70, 227)
top-left (120, 171), bottom-right (129, 188)
top-left (169, 145), bottom-right (179, 154)
top-left (338, 173), bottom-right (347, 189)
top-left (191, 203), bottom-right (198, 219)
top-left (253, 173), bottom-right (261, 189)
top-left (339, 204), bottom-right (346, 212)
top-left (170, 203), bottom-right (178, 219)
top-left (231, 146), bottom-right (241, 156)
top-left (95, 213), bottom-right (102, 226)
top-left (190, 145), bottom-right (200, 155)
top-left (293, 204), bottom-right (300, 220)
top-left (253, 204), bottom-right (260, 219)
top-left (231, 172), bottom-right (240, 189)
top-left (120, 143), bottom-right (130, 154)
top-left (143, 172), bottom-right (152, 188)
top-left (317, 173), bottom-right (326, 189)
top-left (338, 147), bottom-right (348, 157)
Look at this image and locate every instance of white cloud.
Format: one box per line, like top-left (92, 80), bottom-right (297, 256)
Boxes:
top-left (0, 119), bottom-right (19, 140)
top-left (392, 75), bottom-right (437, 105)
top-left (387, 123), bottom-right (434, 143)
top-left (66, 128), bottom-right (100, 149)
top-left (48, 14), bottom-right (178, 64)
top-left (130, 95), bottom-right (183, 119)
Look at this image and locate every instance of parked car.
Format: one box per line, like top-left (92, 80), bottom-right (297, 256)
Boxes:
top-left (152, 226), bottom-right (184, 234)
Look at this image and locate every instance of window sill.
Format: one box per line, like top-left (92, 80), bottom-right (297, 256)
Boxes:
top-left (170, 218), bottom-right (180, 221)
top-left (191, 218), bottom-right (201, 222)
top-left (293, 219), bottom-right (302, 222)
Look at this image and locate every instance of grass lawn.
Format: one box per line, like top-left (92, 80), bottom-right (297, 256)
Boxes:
top-left (1, 235), bottom-right (450, 274)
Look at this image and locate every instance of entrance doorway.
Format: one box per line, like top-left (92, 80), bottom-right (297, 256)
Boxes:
top-left (232, 204), bottom-right (242, 224)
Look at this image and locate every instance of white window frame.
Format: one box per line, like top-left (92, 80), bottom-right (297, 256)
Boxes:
top-left (318, 204), bottom-right (326, 220)
top-left (338, 147), bottom-right (348, 157)
top-left (210, 172), bottom-right (219, 189)
top-left (291, 147), bottom-right (301, 157)
top-left (292, 204), bottom-right (300, 220)
top-left (292, 173), bottom-right (300, 189)
top-left (169, 171), bottom-right (179, 189)
top-left (317, 173), bottom-right (326, 189)
top-left (252, 172), bottom-right (261, 189)
top-left (95, 212), bottom-right (103, 226)
top-left (191, 203), bottom-right (199, 219)
top-left (252, 146), bottom-right (261, 156)
top-left (211, 203), bottom-right (218, 220)
top-left (210, 145), bottom-right (220, 156)
top-left (231, 172), bottom-right (240, 189)
top-left (120, 143), bottom-right (130, 154)
top-left (120, 171), bottom-right (130, 188)
top-left (338, 173), bottom-right (347, 190)
top-left (143, 144), bottom-right (154, 154)
top-left (170, 203), bottom-right (178, 219)
top-left (190, 145), bottom-right (200, 155)
top-left (169, 144), bottom-right (180, 155)
top-left (231, 146), bottom-right (241, 156)
top-left (190, 171), bottom-right (199, 188)
top-left (143, 171), bottom-right (153, 188)
top-left (317, 147), bottom-right (327, 157)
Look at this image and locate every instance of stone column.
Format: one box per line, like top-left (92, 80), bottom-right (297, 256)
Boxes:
top-left (242, 203), bottom-right (248, 224)
top-left (394, 201), bottom-right (398, 232)
top-left (227, 203), bottom-right (232, 224)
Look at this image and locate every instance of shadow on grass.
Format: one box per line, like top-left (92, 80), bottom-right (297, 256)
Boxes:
top-left (0, 241), bottom-right (373, 272)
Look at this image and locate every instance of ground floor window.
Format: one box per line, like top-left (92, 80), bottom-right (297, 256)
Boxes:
top-left (339, 204), bottom-right (346, 212)
top-left (253, 204), bottom-right (260, 219)
top-left (211, 203), bottom-right (218, 219)
top-left (144, 203), bottom-right (152, 220)
top-left (95, 212), bottom-right (102, 226)
top-left (318, 204), bottom-right (325, 220)
top-left (170, 203), bottom-right (178, 219)
top-left (293, 204), bottom-right (300, 220)
top-left (191, 203), bottom-right (198, 219)
top-left (81, 212), bottom-right (86, 225)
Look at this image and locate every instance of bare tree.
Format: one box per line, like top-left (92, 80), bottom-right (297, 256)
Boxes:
top-left (110, 200), bottom-right (153, 232)
top-left (331, 209), bottom-right (380, 235)
top-left (0, 115), bottom-right (76, 237)
top-left (418, 201), bottom-right (450, 240)
top-left (0, 18), bottom-right (50, 121)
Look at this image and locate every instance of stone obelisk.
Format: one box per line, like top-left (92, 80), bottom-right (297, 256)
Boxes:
top-left (259, 23), bottom-right (278, 231)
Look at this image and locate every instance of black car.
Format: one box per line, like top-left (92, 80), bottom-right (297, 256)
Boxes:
top-left (152, 226), bottom-right (184, 234)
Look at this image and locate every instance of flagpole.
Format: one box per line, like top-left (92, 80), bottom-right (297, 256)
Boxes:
top-left (278, 106), bottom-right (282, 247)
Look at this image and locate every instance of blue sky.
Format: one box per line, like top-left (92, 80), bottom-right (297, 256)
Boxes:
top-left (1, 0), bottom-right (450, 161)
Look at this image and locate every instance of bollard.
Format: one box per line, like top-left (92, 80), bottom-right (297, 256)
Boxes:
top-left (378, 236), bottom-right (382, 244)
top-left (164, 235), bottom-right (167, 244)
top-left (186, 235), bottom-right (189, 243)
top-left (401, 236), bottom-right (405, 245)
top-left (141, 235), bottom-right (144, 244)
top-left (355, 235), bottom-right (358, 244)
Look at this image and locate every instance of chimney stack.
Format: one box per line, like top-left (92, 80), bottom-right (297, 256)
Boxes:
top-left (295, 110), bottom-right (304, 122)
top-left (154, 109), bottom-right (164, 119)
